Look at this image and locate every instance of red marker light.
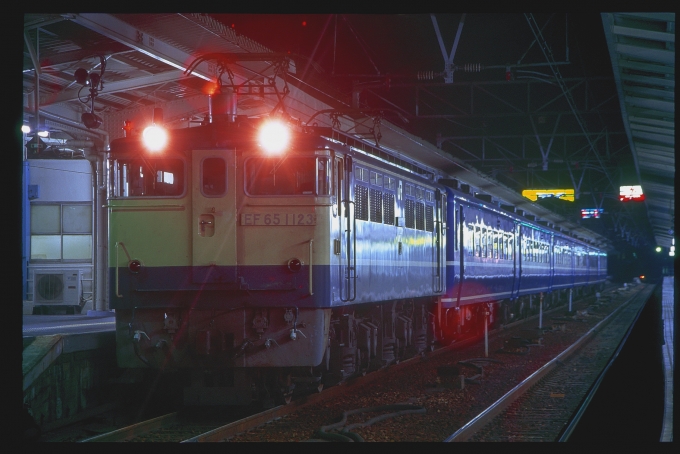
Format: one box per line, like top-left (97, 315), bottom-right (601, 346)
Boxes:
top-left (129, 260), bottom-right (142, 273)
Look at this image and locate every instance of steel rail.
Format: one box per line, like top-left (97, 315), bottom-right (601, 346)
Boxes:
top-left (443, 285), bottom-right (648, 441)
top-left (79, 412), bottom-right (179, 442)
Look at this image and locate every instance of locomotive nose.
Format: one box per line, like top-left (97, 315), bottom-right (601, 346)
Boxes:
top-left (287, 258), bottom-right (302, 273)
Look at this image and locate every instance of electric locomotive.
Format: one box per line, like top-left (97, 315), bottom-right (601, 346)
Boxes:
top-left (107, 96), bottom-right (447, 405)
top-left (107, 95), bottom-right (607, 406)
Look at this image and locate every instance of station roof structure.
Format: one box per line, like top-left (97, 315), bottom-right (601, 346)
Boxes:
top-left (22, 13), bottom-right (675, 251)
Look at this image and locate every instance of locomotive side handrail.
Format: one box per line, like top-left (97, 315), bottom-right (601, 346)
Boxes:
top-left (114, 241), bottom-right (131, 298)
top-left (105, 204), bottom-right (185, 214)
top-left (309, 239), bottom-right (314, 296)
top-left (242, 203), bottom-right (334, 207)
top-left (340, 199), bottom-right (357, 302)
top-left (434, 189), bottom-right (444, 293)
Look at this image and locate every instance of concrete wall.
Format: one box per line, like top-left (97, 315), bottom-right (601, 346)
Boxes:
top-left (23, 333), bottom-right (118, 433)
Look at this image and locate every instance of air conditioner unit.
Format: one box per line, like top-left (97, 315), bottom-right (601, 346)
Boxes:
top-left (33, 270), bottom-right (82, 305)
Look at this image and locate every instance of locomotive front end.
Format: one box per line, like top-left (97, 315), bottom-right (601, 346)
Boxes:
top-left (108, 117), bottom-right (334, 404)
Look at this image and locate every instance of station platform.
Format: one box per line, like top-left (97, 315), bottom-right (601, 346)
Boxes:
top-left (660, 276), bottom-right (674, 442)
top-left (21, 278), bottom-right (674, 441)
top-left (22, 310), bottom-right (119, 437)
top-left (23, 310), bottom-right (116, 339)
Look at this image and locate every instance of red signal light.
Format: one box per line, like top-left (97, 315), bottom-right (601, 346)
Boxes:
top-left (129, 260), bottom-right (142, 273)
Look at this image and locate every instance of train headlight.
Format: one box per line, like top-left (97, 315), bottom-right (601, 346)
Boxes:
top-left (258, 120), bottom-right (290, 155)
top-left (142, 125), bottom-right (168, 152)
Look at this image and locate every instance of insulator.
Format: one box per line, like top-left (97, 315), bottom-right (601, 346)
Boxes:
top-left (417, 71), bottom-right (436, 80)
top-left (463, 63), bottom-right (482, 72)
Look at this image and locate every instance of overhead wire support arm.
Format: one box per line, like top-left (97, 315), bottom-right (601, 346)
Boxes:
top-left (524, 13), bottom-right (617, 193)
top-left (431, 13), bottom-right (466, 83)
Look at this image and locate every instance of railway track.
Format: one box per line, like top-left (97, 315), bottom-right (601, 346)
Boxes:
top-left (74, 283), bottom-right (645, 442)
top-left (445, 284), bottom-right (653, 442)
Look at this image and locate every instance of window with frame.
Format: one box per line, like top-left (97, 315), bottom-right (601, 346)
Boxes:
top-left (202, 157), bottom-right (226, 196)
top-left (370, 170), bottom-right (383, 187)
top-left (30, 203), bottom-right (92, 261)
top-left (246, 157), bottom-right (323, 196)
top-left (110, 157), bottom-right (184, 197)
top-left (356, 165), bottom-right (370, 183)
top-left (466, 224), bottom-right (475, 257)
top-left (384, 175), bottom-right (397, 191)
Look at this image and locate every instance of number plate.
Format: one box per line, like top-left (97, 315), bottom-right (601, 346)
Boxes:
top-left (240, 213), bottom-right (316, 226)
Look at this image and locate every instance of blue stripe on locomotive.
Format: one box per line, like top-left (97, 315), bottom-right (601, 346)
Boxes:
top-left (109, 264), bottom-right (333, 310)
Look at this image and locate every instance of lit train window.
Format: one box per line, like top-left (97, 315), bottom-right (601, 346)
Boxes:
top-left (201, 157), bottom-right (226, 196)
top-left (487, 229), bottom-right (493, 258)
top-left (245, 157), bottom-right (316, 195)
top-left (466, 224), bottom-right (475, 257)
top-left (318, 158), bottom-right (331, 195)
top-left (493, 232), bottom-right (499, 259)
top-left (475, 226), bottom-right (481, 257)
top-left (453, 206), bottom-right (458, 251)
top-left (111, 158), bottom-right (184, 197)
top-left (481, 228), bottom-right (487, 257)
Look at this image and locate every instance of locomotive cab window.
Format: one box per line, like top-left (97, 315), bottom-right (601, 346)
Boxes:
top-left (246, 156), bottom-right (330, 196)
top-left (110, 158), bottom-right (184, 198)
top-left (201, 157), bottom-right (226, 196)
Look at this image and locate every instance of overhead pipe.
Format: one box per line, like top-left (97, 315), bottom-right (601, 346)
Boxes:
top-left (24, 30), bottom-right (40, 135)
top-left (25, 108), bottom-right (109, 151)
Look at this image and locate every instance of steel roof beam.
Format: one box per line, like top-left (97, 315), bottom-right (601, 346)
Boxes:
top-left (67, 13), bottom-right (215, 82)
top-left (48, 70), bottom-right (184, 104)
